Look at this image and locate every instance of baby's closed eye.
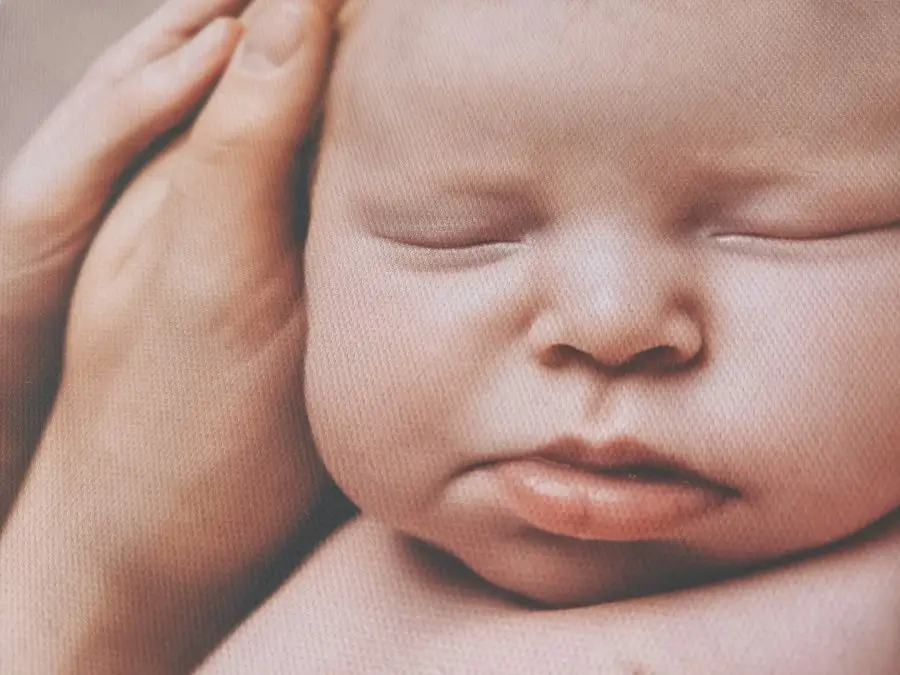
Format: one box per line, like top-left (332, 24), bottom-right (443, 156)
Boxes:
top-left (355, 185), bottom-right (541, 250)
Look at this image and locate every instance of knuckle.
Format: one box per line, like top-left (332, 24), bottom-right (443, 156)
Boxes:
top-left (167, 264), bottom-right (230, 310)
top-left (106, 74), bottom-right (158, 120)
top-left (190, 125), bottom-right (255, 168)
top-left (189, 105), bottom-right (286, 169)
top-left (82, 57), bottom-right (157, 120)
top-left (81, 51), bottom-right (128, 93)
top-left (160, 261), bottom-right (294, 355)
top-left (81, 75), bottom-right (171, 147)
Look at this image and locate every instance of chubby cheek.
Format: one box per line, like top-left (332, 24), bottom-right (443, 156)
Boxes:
top-left (704, 256), bottom-right (900, 553)
top-left (303, 233), bottom-right (530, 517)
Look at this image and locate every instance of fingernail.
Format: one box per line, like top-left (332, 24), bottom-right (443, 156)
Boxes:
top-left (237, 1), bottom-right (306, 75)
top-left (180, 18), bottom-right (230, 73)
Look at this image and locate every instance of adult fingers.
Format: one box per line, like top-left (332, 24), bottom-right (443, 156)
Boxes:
top-left (0, 3), bottom-right (243, 525)
top-left (0, 2), bottom-right (242, 274)
top-left (90, 0), bottom-right (253, 81)
top-left (175, 0), bottom-right (337, 242)
top-left (237, 0), bottom-right (350, 30)
top-left (0, 9), bottom-right (243, 380)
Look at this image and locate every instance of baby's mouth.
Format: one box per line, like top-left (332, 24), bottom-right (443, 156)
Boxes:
top-left (598, 463), bottom-right (703, 484)
top-left (482, 436), bottom-right (738, 542)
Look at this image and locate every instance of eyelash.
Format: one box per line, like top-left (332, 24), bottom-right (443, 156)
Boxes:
top-left (381, 207), bottom-right (533, 250)
top-left (386, 238), bottom-right (523, 270)
top-left (713, 220), bottom-right (897, 243)
top-left (396, 232), bottom-right (519, 250)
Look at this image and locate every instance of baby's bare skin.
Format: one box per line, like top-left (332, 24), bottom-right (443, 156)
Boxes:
top-left (0, 1), bottom-right (339, 671)
top-left (307, 0), bottom-right (900, 605)
top-left (4, 1), bottom-right (896, 672)
top-left (203, 514), bottom-right (900, 673)
top-left (202, 1), bottom-right (900, 670)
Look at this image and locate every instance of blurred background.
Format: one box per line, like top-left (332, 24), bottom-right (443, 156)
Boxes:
top-left (1, 0), bottom-right (162, 168)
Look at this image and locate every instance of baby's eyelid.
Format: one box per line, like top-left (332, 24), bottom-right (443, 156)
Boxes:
top-left (711, 217), bottom-right (896, 241)
top-left (393, 212), bottom-right (530, 249)
top-left (373, 190), bottom-right (542, 247)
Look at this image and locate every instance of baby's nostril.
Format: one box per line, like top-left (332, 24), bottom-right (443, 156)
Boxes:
top-left (632, 345), bottom-right (681, 371)
top-left (541, 344), bottom-right (587, 369)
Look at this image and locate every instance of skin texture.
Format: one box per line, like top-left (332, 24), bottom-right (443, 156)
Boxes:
top-left (304, 0), bottom-right (900, 605)
top-left (3, 1), bottom-right (897, 672)
top-left (202, 515), bottom-right (900, 674)
top-left (0, 1), bottom-right (343, 671)
top-left (0, 0), bottom-right (256, 525)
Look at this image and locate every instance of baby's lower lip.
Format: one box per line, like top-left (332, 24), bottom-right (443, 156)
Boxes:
top-left (487, 459), bottom-right (733, 541)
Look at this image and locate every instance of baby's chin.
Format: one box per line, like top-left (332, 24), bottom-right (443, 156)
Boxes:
top-left (425, 531), bottom-right (753, 608)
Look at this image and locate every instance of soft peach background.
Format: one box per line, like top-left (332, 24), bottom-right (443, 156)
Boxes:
top-left (1, 0), bottom-right (162, 168)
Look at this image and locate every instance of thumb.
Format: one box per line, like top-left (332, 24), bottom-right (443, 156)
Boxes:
top-left (185, 0), bottom-right (335, 182)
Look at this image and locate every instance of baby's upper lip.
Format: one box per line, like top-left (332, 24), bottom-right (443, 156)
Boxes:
top-left (523, 435), bottom-right (737, 494)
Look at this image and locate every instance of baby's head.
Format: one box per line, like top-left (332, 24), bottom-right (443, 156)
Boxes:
top-left (301, 0), bottom-right (900, 606)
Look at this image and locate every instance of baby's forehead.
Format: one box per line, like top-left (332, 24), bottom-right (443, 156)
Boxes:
top-left (333, 2), bottom-right (899, 132)
top-left (318, 0), bottom-right (900, 207)
top-left (338, 4), bottom-right (897, 79)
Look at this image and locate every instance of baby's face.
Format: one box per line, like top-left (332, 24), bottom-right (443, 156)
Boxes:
top-left (304, 0), bottom-right (900, 605)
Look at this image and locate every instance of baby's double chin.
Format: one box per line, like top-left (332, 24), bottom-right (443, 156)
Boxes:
top-left (450, 537), bottom-right (722, 608)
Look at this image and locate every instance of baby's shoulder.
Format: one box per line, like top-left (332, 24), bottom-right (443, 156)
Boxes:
top-left (197, 517), bottom-right (397, 673)
top-left (199, 517), bottom-right (507, 674)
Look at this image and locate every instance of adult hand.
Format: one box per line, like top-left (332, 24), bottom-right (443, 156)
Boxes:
top-left (0, 0), bottom-right (343, 672)
top-left (0, 0), bottom-right (253, 524)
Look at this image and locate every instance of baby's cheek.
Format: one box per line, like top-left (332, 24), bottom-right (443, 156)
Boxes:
top-left (303, 317), bottom-right (424, 516)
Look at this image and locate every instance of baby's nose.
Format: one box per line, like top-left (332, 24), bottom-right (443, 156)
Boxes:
top-left (530, 239), bottom-right (704, 374)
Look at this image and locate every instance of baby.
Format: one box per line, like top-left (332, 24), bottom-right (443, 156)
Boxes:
top-left (208, 0), bottom-right (900, 669)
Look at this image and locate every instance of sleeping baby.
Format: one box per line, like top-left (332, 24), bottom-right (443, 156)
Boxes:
top-left (203, 0), bottom-right (900, 670)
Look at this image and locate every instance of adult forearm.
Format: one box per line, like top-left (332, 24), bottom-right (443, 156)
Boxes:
top-left (0, 453), bottom-right (262, 674)
top-left (0, 445), bottom-right (351, 674)
top-left (0, 463), bottom-right (171, 674)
